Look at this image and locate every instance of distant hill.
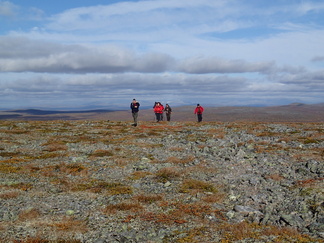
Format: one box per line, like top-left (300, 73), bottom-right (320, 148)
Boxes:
top-left (0, 103), bottom-right (323, 122)
top-left (8, 109), bottom-right (117, 115)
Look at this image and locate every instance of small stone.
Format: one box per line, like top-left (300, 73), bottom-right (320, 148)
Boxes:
top-left (164, 181), bottom-right (172, 187)
top-left (66, 210), bottom-right (75, 215)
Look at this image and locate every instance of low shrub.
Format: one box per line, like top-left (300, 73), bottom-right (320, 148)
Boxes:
top-left (104, 202), bottom-right (143, 214)
top-left (134, 194), bottom-right (163, 204)
top-left (179, 179), bottom-right (217, 193)
top-left (90, 149), bottom-right (113, 157)
top-left (0, 191), bottom-right (20, 199)
top-left (155, 167), bottom-right (181, 182)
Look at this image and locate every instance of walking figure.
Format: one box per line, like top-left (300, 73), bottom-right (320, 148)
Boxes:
top-left (164, 104), bottom-right (172, 121)
top-left (130, 99), bottom-right (140, 126)
top-left (153, 102), bottom-right (164, 122)
top-left (194, 104), bottom-right (204, 122)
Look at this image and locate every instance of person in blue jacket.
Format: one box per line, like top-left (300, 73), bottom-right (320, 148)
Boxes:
top-left (130, 98), bottom-right (140, 126)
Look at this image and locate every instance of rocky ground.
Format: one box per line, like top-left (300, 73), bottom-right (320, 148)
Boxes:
top-left (0, 120), bottom-right (323, 242)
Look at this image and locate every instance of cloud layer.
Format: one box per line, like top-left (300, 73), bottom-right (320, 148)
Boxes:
top-left (0, 0), bottom-right (324, 109)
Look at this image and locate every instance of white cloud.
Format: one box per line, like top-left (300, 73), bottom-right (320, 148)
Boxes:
top-left (295, 2), bottom-right (324, 14)
top-left (0, 1), bottom-right (17, 17)
top-left (176, 56), bottom-right (276, 74)
top-left (1, 0), bottom-right (324, 109)
top-left (46, 0), bottom-right (233, 31)
top-left (311, 56), bottom-right (324, 62)
top-left (0, 36), bottom-right (175, 73)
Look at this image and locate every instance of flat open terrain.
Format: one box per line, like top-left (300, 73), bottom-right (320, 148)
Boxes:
top-left (0, 120), bottom-right (323, 242)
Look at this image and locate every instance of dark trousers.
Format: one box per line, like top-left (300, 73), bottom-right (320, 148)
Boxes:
top-left (155, 113), bottom-right (162, 121)
top-left (197, 114), bottom-right (202, 122)
top-left (166, 113), bottom-right (171, 121)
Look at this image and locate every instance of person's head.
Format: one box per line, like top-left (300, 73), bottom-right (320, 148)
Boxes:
top-left (197, 104), bottom-right (200, 107)
top-left (133, 99), bottom-right (136, 103)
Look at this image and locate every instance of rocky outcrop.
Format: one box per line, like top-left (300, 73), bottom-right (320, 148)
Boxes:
top-left (0, 121), bottom-right (323, 242)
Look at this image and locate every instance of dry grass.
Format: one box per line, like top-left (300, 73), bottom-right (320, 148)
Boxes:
top-left (0, 163), bottom-right (21, 173)
top-left (0, 120), bottom-right (323, 242)
top-left (103, 202), bottom-right (143, 214)
top-left (51, 216), bottom-right (88, 233)
top-left (12, 238), bottom-right (81, 243)
top-left (202, 193), bottom-right (225, 204)
top-left (42, 140), bottom-right (68, 152)
top-left (90, 149), bottom-right (114, 157)
top-left (293, 147), bottom-right (324, 161)
top-left (139, 201), bottom-right (223, 225)
top-left (70, 180), bottom-right (133, 195)
top-left (0, 191), bottom-right (20, 199)
top-left (155, 167), bottom-right (181, 182)
top-left (205, 127), bottom-right (226, 139)
top-left (128, 171), bottom-right (152, 180)
top-left (217, 221), bottom-right (320, 243)
top-left (179, 179), bottom-right (217, 193)
top-left (295, 178), bottom-right (324, 188)
top-left (1, 182), bottom-right (33, 191)
top-left (18, 208), bottom-right (41, 221)
top-left (37, 152), bottom-right (64, 159)
top-left (264, 174), bottom-right (285, 181)
top-left (169, 146), bottom-right (186, 152)
top-left (39, 162), bottom-right (88, 177)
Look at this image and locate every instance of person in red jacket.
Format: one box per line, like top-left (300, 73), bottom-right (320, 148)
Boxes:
top-left (194, 104), bottom-right (204, 122)
top-left (153, 102), bottom-right (164, 122)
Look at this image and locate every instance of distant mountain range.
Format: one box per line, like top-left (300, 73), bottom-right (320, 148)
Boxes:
top-left (0, 103), bottom-right (323, 122)
top-left (4, 109), bottom-right (118, 115)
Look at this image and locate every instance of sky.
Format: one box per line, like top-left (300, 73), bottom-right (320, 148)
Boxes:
top-left (1, 0), bottom-right (324, 110)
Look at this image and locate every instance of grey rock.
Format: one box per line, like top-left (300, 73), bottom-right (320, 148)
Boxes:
top-left (234, 205), bottom-right (263, 216)
top-left (1, 121), bottom-right (323, 242)
top-left (280, 214), bottom-right (305, 228)
top-left (307, 160), bottom-right (323, 174)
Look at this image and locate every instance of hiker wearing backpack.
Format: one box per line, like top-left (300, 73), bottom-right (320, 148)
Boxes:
top-left (160, 102), bottom-right (165, 121)
top-left (130, 98), bottom-right (140, 126)
top-left (194, 104), bottom-right (204, 122)
top-left (164, 104), bottom-right (172, 121)
top-left (153, 102), bottom-right (164, 122)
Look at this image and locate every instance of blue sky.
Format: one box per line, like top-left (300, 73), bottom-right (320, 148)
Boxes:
top-left (1, 0), bottom-right (324, 110)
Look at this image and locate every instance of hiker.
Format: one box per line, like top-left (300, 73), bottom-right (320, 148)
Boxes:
top-left (194, 104), bottom-right (204, 122)
top-left (153, 102), bottom-right (158, 121)
top-left (160, 102), bottom-right (164, 121)
top-left (164, 104), bottom-right (172, 121)
top-left (130, 98), bottom-right (140, 126)
top-left (153, 102), bottom-right (164, 122)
